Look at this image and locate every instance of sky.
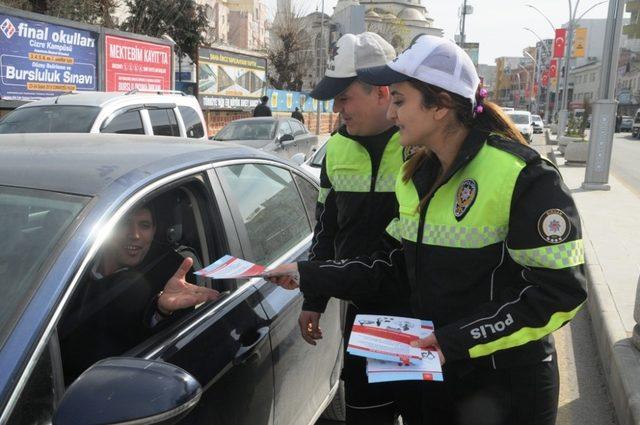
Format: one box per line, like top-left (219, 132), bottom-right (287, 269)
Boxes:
top-left (263, 0), bottom-right (614, 65)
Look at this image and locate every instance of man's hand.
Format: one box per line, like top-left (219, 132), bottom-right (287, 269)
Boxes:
top-left (299, 310), bottom-right (323, 345)
top-left (158, 258), bottom-right (220, 315)
top-left (410, 332), bottom-right (446, 365)
top-left (263, 263), bottom-right (300, 290)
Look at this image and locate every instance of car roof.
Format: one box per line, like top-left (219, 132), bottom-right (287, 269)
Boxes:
top-left (229, 117), bottom-right (292, 124)
top-left (16, 91), bottom-right (197, 109)
top-left (507, 110), bottom-right (531, 115)
top-left (0, 134), bottom-right (275, 196)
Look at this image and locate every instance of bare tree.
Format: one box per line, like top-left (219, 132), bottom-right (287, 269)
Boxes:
top-left (1, 0), bottom-right (118, 27)
top-left (267, 8), bottom-right (312, 91)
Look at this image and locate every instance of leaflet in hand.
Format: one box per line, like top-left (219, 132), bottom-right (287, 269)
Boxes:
top-left (347, 315), bottom-right (433, 365)
top-left (366, 323), bottom-right (443, 383)
top-left (195, 255), bottom-right (266, 279)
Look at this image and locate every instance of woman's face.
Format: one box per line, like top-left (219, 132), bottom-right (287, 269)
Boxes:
top-left (387, 81), bottom-right (439, 147)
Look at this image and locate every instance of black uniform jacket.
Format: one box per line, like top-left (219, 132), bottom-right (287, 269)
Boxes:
top-left (298, 129), bottom-right (587, 370)
top-left (303, 125), bottom-right (411, 316)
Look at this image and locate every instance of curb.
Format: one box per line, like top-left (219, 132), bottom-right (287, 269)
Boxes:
top-left (584, 234), bottom-right (640, 425)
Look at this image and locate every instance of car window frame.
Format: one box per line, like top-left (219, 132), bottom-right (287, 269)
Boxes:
top-left (146, 107), bottom-right (181, 137)
top-left (177, 106), bottom-right (205, 139)
top-left (0, 163), bottom-right (220, 424)
top-left (99, 107), bottom-right (146, 135)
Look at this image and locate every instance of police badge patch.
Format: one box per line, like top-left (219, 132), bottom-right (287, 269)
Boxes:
top-left (537, 209), bottom-right (571, 243)
top-left (454, 179), bottom-right (478, 221)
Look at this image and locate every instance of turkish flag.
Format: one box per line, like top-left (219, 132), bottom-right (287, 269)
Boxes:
top-left (549, 58), bottom-right (558, 78)
top-left (554, 29), bottom-right (567, 58)
top-left (542, 71), bottom-right (549, 86)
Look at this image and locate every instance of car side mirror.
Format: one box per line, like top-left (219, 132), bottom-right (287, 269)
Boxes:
top-left (279, 134), bottom-right (294, 143)
top-left (53, 357), bottom-right (201, 425)
top-left (291, 152), bottom-right (306, 165)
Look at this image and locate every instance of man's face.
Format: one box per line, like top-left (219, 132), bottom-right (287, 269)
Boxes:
top-left (332, 82), bottom-right (383, 136)
top-left (107, 208), bottom-right (156, 270)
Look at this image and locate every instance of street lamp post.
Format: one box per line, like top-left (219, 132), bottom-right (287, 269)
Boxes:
top-left (523, 51), bottom-right (538, 113)
top-left (524, 27), bottom-right (553, 122)
top-left (315, 0), bottom-right (325, 135)
top-left (518, 64), bottom-right (532, 111)
top-left (525, 2), bottom-right (606, 132)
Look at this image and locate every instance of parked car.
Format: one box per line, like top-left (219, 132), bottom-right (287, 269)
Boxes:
top-left (0, 134), bottom-right (345, 425)
top-left (531, 114), bottom-right (544, 133)
top-left (293, 137), bottom-right (328, 181)
top-left (620, 115), bottom-right (633, 132)
top-left (505, 110), bottom-right (534, 142)
top-left (211, 117), bottom-right (317, 160)
top-left (0, 90), bottom-right (207, 139)
top-left (632, 109), bottom-right (640, 137)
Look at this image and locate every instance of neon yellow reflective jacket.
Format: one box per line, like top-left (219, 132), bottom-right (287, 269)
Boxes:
top-left (299, 130), bottom-right (587, 368)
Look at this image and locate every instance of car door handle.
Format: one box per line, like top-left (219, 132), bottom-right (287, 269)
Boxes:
top-left (233, 326), bottom-right (269, 366)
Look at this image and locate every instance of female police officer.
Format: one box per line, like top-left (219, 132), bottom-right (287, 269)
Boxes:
top-left (266, 35), bottom-right (587, 425)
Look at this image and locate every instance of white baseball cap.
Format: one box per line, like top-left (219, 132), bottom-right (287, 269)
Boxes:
top-left (310, 32), bottom-right (396, 100)
top-left (357, 35), bottom-right (481, 108)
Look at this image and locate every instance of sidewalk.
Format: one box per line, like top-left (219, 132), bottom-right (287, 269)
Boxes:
top-left (540, 136), bottom-right (640, 425)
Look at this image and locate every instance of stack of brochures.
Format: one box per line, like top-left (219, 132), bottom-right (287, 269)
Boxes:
top-left (347, 314), bottom-right (443, 383)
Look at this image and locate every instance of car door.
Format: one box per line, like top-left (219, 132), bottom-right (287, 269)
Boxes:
top-left (215, 160), bottom-right (343, 425)
top-left (53, 172), bottom-right (275, 425)
top-left (290, 120), bottom-right (315, 158)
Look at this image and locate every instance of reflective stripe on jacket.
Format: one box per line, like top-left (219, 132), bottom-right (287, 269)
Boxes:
top-left (299, 129), bottom-right (587, 368)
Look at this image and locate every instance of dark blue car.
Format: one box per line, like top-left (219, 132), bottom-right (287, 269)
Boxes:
top-left (0, 134), bottom-right (345, 425)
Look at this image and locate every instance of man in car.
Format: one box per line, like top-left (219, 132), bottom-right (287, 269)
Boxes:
top-left (60, 203), bottom-right (220, 383)
top-left (302, 33), bottom-right (417, 424)
top-left (253, 95), bottom-right (272, 117)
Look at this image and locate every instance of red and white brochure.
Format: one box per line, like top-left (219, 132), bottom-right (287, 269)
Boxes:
top-left (195, 255), bottom-right (266, 279)
top-left (347, 315), bottom-right (435, 365)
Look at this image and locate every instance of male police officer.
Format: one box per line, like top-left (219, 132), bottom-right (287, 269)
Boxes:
top-left (303, 33), bottom-right (415, 424)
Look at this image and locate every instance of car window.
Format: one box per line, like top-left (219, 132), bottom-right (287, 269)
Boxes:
top-left (57, 183), bottom-right (218, 385)
top-left (215, 121), bottom-right (275, 141)
top-left (178, 106), bottom-right (205, 138)
top-left (0, 186), bottom-right (87, 347)
top-left (7, 339), bottom-right (57, 425)
top-left (148, 108), bottom-right (180, 136)
top-left (290, 120), bottom-right (305, 136)
top-left (276, 121), bottom-right (293, 139)
top-left (0, 105), bottom-right (100, 133)
top-left (507, 113), bottom-right (531, 124)
top-left (217, 164), bottom-right (311, 265)
top-left (101, 110), bottom-right (145, 134)
top-left (293, 174), bottom-right (318, 226)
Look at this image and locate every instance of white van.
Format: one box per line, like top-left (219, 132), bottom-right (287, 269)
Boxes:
top-left (0, 90), bottom-right (208, 139)
top-left (505, 110), bottom-right (533, 143)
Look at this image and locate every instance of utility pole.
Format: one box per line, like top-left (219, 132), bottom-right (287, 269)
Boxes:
top-left (315, 0), bottom-right (325, 135)
top-left (583, 0), bottom-right (626, 190)
top-left (461, 0), bottom-right (468, 46)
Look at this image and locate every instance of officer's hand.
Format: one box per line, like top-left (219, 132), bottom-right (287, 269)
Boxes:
top-left (264, 263), bottom-right (300, 290)
top-left (158, 258), bottom-right (221, 315)
top-left (299, 310), bottom-right (323, 345)
top-left (410, 333), bottom-right (446, 365)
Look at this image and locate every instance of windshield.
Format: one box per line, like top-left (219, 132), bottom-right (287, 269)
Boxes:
top-left (215, 121), bottom-right (275, 141)
top-left (508, 113), bottom-right (531, 124)
top-left (532, 115), bottom-right (542, 121)
top-left (0, 186), bottom-right (87, 345)
top-left (0, 105), bottom-right (100, 133)
top-left (310, 142), bottom-right (328, 167)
